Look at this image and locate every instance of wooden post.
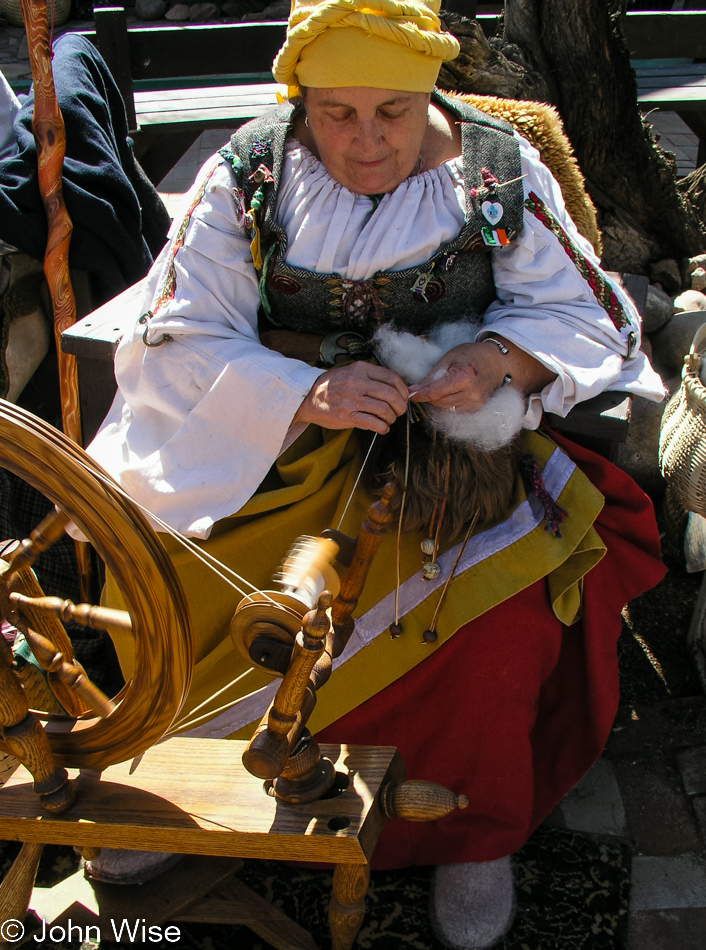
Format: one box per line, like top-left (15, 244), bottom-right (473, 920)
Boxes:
top-left (94, 6), bottom-right (138, 132)
top-left (242, 592), bottom-right (336, 802)
top-left (331, 483), bottom-right (396, 657)
top-left (0, 636), bottom-right (75, 813)
top-left (20, 0), bottom-right (92, 601)
top-left (0, 842), bottom-right (44, 947)
top-left (329, 863), bottom-right (370, 950)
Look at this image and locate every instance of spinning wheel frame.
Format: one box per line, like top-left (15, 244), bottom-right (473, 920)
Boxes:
top-left (0, 400), bottom-right (194, 771)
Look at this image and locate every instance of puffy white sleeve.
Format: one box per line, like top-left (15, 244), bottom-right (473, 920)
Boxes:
top-left (478, 136), bottom-right (665, 429)
top-left (88, 153), bottom-right (323, 538)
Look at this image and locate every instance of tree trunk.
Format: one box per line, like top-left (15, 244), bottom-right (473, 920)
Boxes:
top-left (439, 0), bottom-right (706, 273)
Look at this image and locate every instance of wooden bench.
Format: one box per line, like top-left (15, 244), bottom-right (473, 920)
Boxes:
top-left (71, 8), bottom-right (706, 185)
top-left (76, 9), bottom-right (287, 183)
top-left (624, 10), bottom-right (706, 168)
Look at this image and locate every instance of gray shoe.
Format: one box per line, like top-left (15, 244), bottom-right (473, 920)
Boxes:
top-left (84, 848), bottom-right (183, 885)
top-left (429, 856), bottom-right (516, 950)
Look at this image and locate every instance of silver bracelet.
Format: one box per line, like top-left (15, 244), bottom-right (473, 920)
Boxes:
top-left (483, 337), bottom-right (509, 355)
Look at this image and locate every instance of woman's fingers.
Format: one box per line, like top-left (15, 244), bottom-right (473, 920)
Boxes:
top-left (410, 343), bottom-right (502, 412)
top-left (294, 361), bottom-right (408, 430)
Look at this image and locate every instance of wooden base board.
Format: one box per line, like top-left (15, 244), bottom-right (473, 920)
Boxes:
top-left (1, 738), bottom-right (405, 950)
top-left (0, 739), bottom-right (402, 866)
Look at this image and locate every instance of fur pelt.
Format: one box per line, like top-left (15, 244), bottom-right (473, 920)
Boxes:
top-left (445, 91), bottom-right (602, 258)
top-left (370, 419), bottom-right (520, 539)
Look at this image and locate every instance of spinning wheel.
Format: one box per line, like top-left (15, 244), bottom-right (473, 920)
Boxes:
top-left (0, 399), bottom-right (193, 771)
top-left (0, 402), bottom-right (466, 950)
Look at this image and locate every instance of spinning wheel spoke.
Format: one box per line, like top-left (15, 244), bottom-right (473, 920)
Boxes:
top-left (3, 507), bottom-right (72, 578)
top-left (9, 592), bottom-right (132, 639)
top-left (1, 534), bottom-right (91, 719)
top-left (7, 602), bottom-right (116, 719)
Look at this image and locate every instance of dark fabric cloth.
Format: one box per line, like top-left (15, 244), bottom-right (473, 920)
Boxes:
top-left (0, 33), bottom-right (169, 304)
top-left (0, 456), bottom-right (124, 698)
top-left (316, 432), bottom-right (667, 869)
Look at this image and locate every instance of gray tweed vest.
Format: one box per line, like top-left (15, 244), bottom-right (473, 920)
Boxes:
top-left (220, 91), bottom-right (524, 340)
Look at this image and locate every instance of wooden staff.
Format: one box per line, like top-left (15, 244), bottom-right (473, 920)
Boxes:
top-left (20, 0), bottom-right (91, 599)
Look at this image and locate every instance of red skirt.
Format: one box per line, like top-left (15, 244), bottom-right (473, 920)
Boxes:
top-left (316, 433), bottom-right (666, 869)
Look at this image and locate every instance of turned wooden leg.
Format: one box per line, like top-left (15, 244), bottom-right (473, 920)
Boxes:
top-left (328, 862), bottom-right (369, 950)
top-left (0, 635), bottom-right (75, 813)
top-left (0, 841), bottom-right (43, 946)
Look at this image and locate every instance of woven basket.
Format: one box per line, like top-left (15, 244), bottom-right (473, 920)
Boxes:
top-left (659, 322), bottom-right (706, 517)
top-left (0, 0), bottom-right (71, 27)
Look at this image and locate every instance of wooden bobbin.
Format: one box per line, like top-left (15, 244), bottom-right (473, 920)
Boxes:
top-left (243, 591), bottom-right (336, 803)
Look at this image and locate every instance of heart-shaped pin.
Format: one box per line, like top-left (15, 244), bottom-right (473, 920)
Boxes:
top-left (481, 200), bottom-right (504, 224)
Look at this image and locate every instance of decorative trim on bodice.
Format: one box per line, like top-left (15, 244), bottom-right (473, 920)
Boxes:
top-left (221, 91), bottom-right (526, 340)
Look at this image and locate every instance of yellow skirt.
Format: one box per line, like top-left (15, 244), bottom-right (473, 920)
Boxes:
top-left (103, 426), bottom-right (605, 738)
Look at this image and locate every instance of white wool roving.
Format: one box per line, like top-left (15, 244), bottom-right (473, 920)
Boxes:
top-left (428, 387), bottom-right (526, 450)
top-left (373, 326), bottom-right (444, 384)
top-left (373, 323), bottom-right (526, 450)
top-left (373, 323), bottom-right (480, 384)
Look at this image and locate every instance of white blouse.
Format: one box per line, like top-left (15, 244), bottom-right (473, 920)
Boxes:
top-left (88, 132), bottom-right (664, 538)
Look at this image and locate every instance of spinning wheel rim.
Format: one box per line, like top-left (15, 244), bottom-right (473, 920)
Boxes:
top-left (0, 400), bottom-right (194, 770)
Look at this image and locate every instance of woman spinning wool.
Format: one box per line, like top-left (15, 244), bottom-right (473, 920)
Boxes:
top-left (88, 1), bottom-right (666, 946)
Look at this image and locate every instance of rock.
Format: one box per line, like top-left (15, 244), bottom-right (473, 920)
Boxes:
top-left (674, 289), bottom-right (706, 313)
top-left (614, 394), bottom-right (667, 500)
top-left (189, 1), bottom-right (221, 19)
top-left (651, 309), bottom-right (706, 374)
top-left (5, 309), bottom-right (51, 404)
top-left (135, 0), bottom-right (167, 19)
top-left (165, 3), bottom-right (190, 18)
top-left (642, 283), bottom-right (673, 333)
top-left (649, 258), bottom-right (682, 294)
top-left (242, 0), bottom-right (288, 18)
top-left (641, 336), bottom-right (653, 363)
top-left (692, 267), bottom-right (706, 292)
top-left (220, 0), bottom-right (241, 15)
top-left (164, 3), bottom-right (189, 17)
top-left (17, 36), bottom-right (29, 61)
top-left (260, 0), bottom-right (290, 16)
top-left (686, 253), bottom-right (706, 277)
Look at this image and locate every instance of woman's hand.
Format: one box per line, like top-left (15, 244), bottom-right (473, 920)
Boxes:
top-left (409, 338), bottom-right (557, 411)
top-left (293, 361), bottom-right (409, 433)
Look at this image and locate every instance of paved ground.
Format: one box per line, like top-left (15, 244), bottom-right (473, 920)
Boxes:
top-left (546, 692), bottom-right (706, 950)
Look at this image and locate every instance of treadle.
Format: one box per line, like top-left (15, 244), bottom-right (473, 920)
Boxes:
top-left (174, 876), bottom-right (319, 950)
top-left (28, 857), bottom-right (317, 950)
top-left (29, 856), bottom-right (242, 942)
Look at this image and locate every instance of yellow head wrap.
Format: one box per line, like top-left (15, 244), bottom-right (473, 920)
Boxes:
top-left (272, 0), bottom-right (460, 95)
